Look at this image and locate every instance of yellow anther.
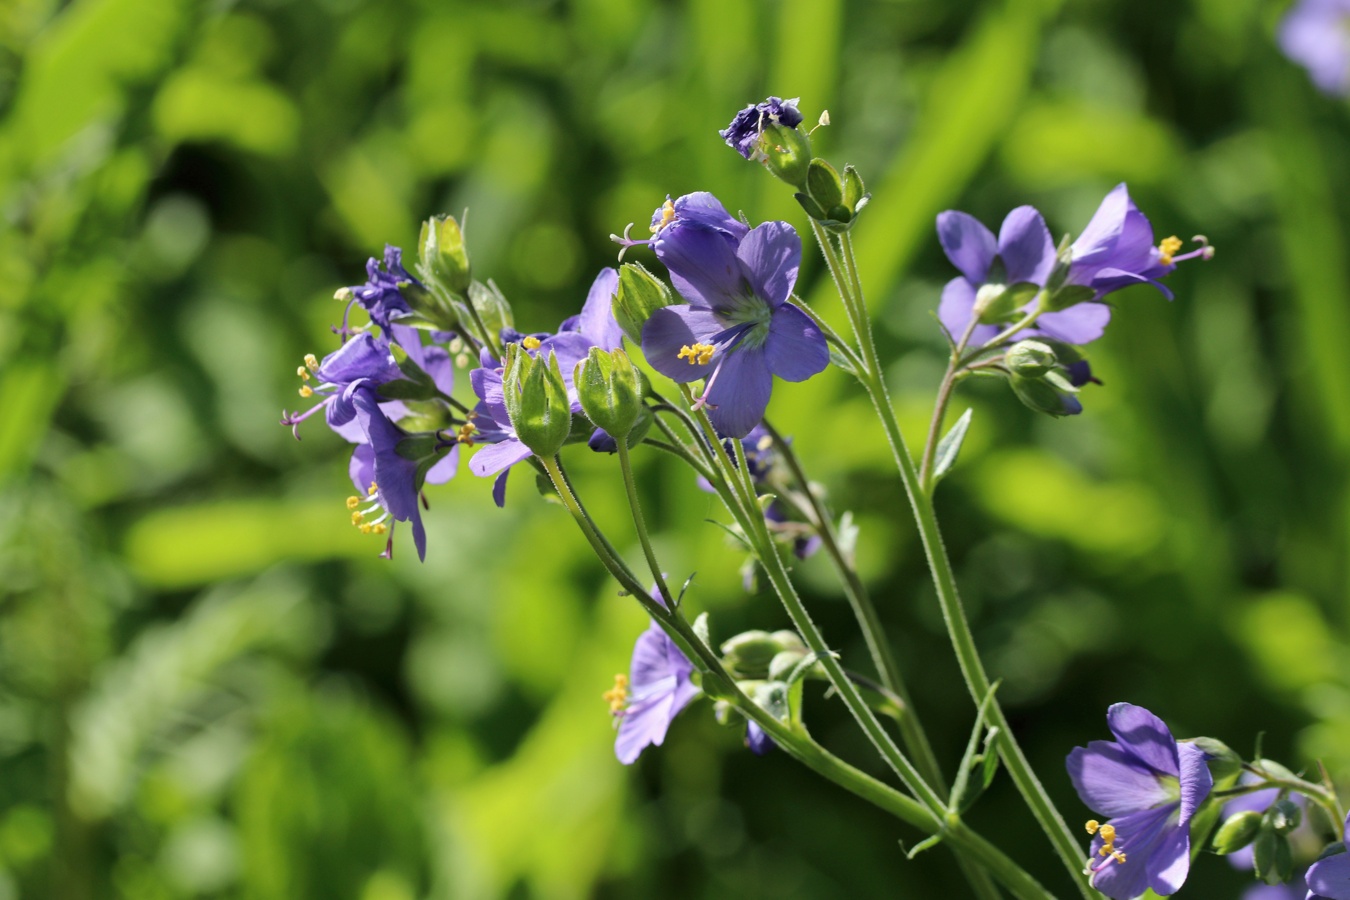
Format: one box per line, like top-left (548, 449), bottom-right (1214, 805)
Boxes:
top-left (298, 385), bottom-right (314, 398)
top-left (297, 366), bottom-right (311, 380)
top-left (359, 523), bottom-right (373, 534)
top-left (368, 482), bottom-right (379, 496)
top-left (1098, 824), bottom-right (1115, 843)
top-left (351, 511), bottom-right (365, 525)
top-left (522, 336), bottom-right (542, 350)
top-left (602, 673), bottom-right (629, 713)
top-left (1158, 235), bottom-right (1184, 265)
top-left (372, 523), bottom-right (387, 535)
top-left (650, 198), bottom-right (676, 234)
top-left (678, 343), bottom-right (716, 366)
top-left (1085, 820), bottom-right (1100, 835)
top-left (457, 423), bottom-right (478, 446)
top-left (335, 287), bottom-right (354, 302)
top-left (1111, 851), bottom-right (1126, 865)
top-left (304, 353), bottom-right (319, 370)
top-left (346, 496), bottom-right (361, 510)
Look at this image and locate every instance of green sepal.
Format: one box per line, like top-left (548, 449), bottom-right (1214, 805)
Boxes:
top-left (418, 213), bottom-right (472, 295)
top-left (502, 344), bottom-right (572, 457)
top-left (950, 681), bottom-right (1001, 815)
top-left (1043, 284), bottom-right (1095, 312)
top-left (806, 159), bottom-right (844, 212)
top-left (394, 434), bottom-right (441, 462)
top-left (468, 279), bottom-right (514, 343)
top-left (975, 281), bottom-right (1039, 325)
top-left (1253, 828), bottom-right (1293, 885)
top-left (1211, 810), bottom-right (1262, 855)
top-left (575, 347), bottom-right (644, 438)
top-left (794, 192), bottom-right (828, 221)
top-left (757, 123), bottom-right (812, 187)
top-left (613, 262), bottom-right (673, 346)
top-left (842, 165), bottom-right (868, 213)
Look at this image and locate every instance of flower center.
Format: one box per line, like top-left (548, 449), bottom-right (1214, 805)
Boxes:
top-left (1157, 235), bottom-right (1184, 265)
top-left (346, 481), bottom-right (390, 536)
top-left (603, 674), bottom-right (629, 715)
top-left (650, 199), bottom-right (676, 234)
top-left (678, 343), bottom-right (716, 366)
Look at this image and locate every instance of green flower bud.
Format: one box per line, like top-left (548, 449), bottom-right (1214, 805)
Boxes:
top-left (767, 649), bottom-right (808, 682)
top-left (1009, 370), bottom-right (1082, 417)
top-left (613, 262), bottom-right (674, 346)
top-left (721, 630), bottom-right (784, 679)
top-left (1253, 828), bottom-right (1293, 886)
top-left (1212, 810), bottom-right (1263, 855)
top-left (1270, 799), bottom-right (1302, 835)
top-left (1005, 340), bottom-right (1057, 378)
top-left (757, 122), bottom-right (812, 187)
top-left (974, 281), bottom-right (1039, 324)
top-left (794, 159), bottom-right (870, 233)
top-left (418, 214), bottom-right (472, 295)
top-left (502, 344), bottom-right (572, 458)
top-left (575, 347), bottom-right (644, 439)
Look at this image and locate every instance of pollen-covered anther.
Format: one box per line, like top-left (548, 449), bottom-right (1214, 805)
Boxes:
top-left (351, 511), bottom-right (364, 525)
top-left (297, 366), bottom-right (311, 381)
top-left (650, 198), bottom-right (676, 234)
top-left (368, 482), bottom-right (379, 496)
top-left (603, 673), bottom-right (629, 714)
top-left (457, 423), bottom-right (477, 446)
top-left (298, 385), bottom-right (314, 398)
top-left (678, 343), bottom-right (716, 366)
top-left (334, 287), bottom-right (354, 302)
top-left (304, 353), bottom-right (319, 371)
top-left (522, 336), bottom-right (542, 350)
top-left (346, 496), bottom-right (361, 510)
top-left (1085, 820), bottom-right (1100, 835)
top-left (1157, 235), bottom-right (1185, 265)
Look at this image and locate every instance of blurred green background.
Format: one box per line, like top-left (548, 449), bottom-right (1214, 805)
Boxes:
top-left (1, 0), bottom-right (1346, 896)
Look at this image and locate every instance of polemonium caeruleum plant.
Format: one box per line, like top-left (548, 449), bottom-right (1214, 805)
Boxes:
top-left (281, 88), bottom-right (1350, 900)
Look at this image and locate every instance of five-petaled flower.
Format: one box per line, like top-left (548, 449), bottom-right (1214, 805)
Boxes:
top-left (642, 192), bottom-right (829, 438)
top-left (1066, 703), bottom-right (1213, 899)
top-left (612, 617), bottom-right (700, 765)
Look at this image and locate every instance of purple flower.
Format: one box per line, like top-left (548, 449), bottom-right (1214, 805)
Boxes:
top-left (1068, 184), bottom-right (1210, 302)
top-left (1306, 812), bottom-right (1350, 899)
top-left (937, 206), bottom-right (1110, 347)
top-left (346, 386), bottom-right (455, 561)
top-left (611, 618), bottom-right (700, 765)
top-left (720, 97), bottom-right (804, 159)
top-left (340, 245), bottom-right (420, 331)
top-left (1279, 0), bottom-right (1350, 96)
top-left (1066, 703), bottom-right (1213, 899)
top-left (280, 332), bottom-right (406, 440)
top-left (642, 193), bottom-right (829, 438)
top-left (746, 720), bottom-right (775, 755)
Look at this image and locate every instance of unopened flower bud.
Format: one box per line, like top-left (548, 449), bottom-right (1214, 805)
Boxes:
top-left (1253, 828), bottom-right (1293, 886)
top-left (418, 214), bottom-right (472, 295)
top-left (503, 344), bottom-right (572, 458)
top-left (1212, 810), bottom-right (1263, 855)
top-left (1009, 371), bottom-right (1082, 417)
top-left (722, 630), bottom-right (793, 679)
top-left (613, 262), bottom-right (674, 346)
top-left (576, 347), bottom-right (644, 439)
top-left (1005, 340), bottom-right (1057, 378)
top-left (1269, 799), bottom-right (1302, 835)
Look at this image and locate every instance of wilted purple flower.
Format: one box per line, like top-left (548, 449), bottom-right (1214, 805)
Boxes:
top-left (610, 618), bottom-right (700, 765)
top-left (1279, 0), bottom-right (1350, 96)
top-left (642, 193), bottom-right (828, 438)
top-left (338, 245), bottom-right (420, 331)
top-left (937, 206), bottom-right (1110, 347)
top-left (720, 97), bottom-right (804, 159)
top-left (1306, 812), bottom-right (1350, 899)
top-left (1068, 184), bottom-right (1211, 302)
top-left (1066, 703), bottom-right (1213, 899)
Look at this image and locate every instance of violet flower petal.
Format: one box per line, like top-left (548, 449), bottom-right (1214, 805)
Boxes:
top-left (937, 276), bottom-right (1000, 345)
top-left (764, 303), bottom-right (829, 382)
top-left (469, 439), bottom-right (533, 478)
top-left (736, 221), bottom-right (800, 308)
top-left (703, 347), bottom-right (773, 439)
top-left (1107, 702), bottom-right (1181, 777)
top-left (998, 206), bottom-right (1057, 285)
top-left (1067, 740), bottom-right (1175, 817)
top-left (1086, 804), bottom-right (1180, 900)
top-left (1176, 741), bottom-right (1213, 824)
top-left (1033, 304), bottom-right (1113, 345)
top-left (577, 267), bottom-right (624, 351)
top-left (936, 211), bottom-right (996, 284)
top-left (655, 221), bottom-right (747, 313)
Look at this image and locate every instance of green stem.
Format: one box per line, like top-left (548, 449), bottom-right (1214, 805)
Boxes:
top-left (760, 418), bottom-right (945, 794)
top-left (616, 440), bottom-right (674, 608)
top-left (547, 451), bottom-right (1037, 900)
top-left (817, 223), bottom-right (1093, 899)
